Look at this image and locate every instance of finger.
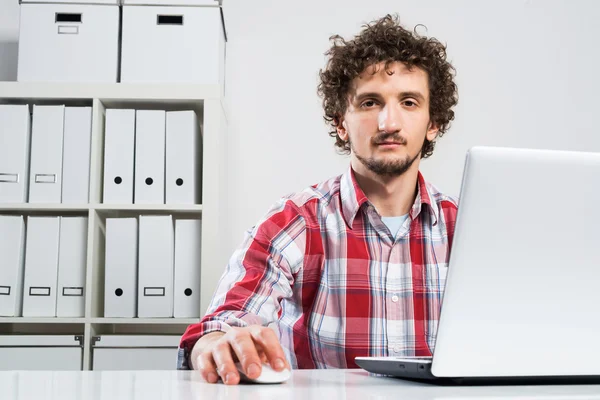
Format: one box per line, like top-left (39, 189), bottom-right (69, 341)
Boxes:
top-left (212, 340), bottom-right (240, 385)
top-left (228, 330), bottom-right (263, 380)
top-left (259, 350), bottom-right (268, 364)
top-left (250, 327), bottom-right (290, 371)
top-left (195, 351), bottom-right (219, 384)
top-left (254, 343), bottom-right (268, 364)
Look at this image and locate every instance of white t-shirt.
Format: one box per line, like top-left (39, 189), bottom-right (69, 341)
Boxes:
top-left (381, 214), bottom-right (410, 238)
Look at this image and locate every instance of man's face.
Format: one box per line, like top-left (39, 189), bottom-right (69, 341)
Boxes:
top-left (337, 61), bottom-right (438, 178)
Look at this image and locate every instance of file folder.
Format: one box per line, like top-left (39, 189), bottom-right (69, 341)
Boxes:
top-left (62, 107), bottom-right (92, 203)
top-left (56, 217), bottom-right (88, 317)
top-left (22, 216), bottom-right (61, 317)
top-left (138, 215), bottom-right (174, 317)
top-left (166, 110), bottom-right (201, 204)
top-left (134, 110), bottom-right (166, 204)
top-left (103, 109), bottom-right (136, 204)
top-left (0, 105), bottom-right (31, 203)
top-left (0, 216), bottom-right (26, 317)
top-left (173, 219), bottom-right (201, 318)
top-left (104, 217), bottom-right (138, 318)
top-left (28, 105), bottom-right (65, 204)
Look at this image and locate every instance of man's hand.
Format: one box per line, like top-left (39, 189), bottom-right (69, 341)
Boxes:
top-left (190, 326), bottom-right (290, 385)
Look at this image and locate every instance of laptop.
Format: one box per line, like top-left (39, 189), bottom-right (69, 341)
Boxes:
top-left (355, 146), bottom-right (600, 384)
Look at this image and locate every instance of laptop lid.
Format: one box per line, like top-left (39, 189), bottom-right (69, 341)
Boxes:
top-left (430, 146), bottom-right (600, 378)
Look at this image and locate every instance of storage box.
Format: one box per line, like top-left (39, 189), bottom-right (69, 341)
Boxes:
top-left (23, 0), bottom-right (118, 3)
top-left (123, 0), bottom-right (222, 4)
top-left (92, 335), bottom-right (181, 370)
top-left (17, 3), bottom-right (120, 83)
top-left (120, 5), bottom-right (226, 87)
top-left (0, 335), bottom-right (83, 370)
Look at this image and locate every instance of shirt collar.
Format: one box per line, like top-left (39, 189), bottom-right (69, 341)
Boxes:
top-left (410, 171), bottom-right (439, 226)
top-left (340, 166), bottom-right (439, 229)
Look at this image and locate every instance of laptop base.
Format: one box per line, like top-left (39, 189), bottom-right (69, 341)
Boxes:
top-left (355, 358), bottom-right (600, 386)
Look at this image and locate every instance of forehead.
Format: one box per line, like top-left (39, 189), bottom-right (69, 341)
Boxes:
top-left (349, 61), bottom-right (430, 97)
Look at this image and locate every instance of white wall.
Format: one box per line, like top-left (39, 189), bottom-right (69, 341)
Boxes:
top-left (2, 0), bottom-right (600, 266)
top-left (0, 0), bottom-right (19, 81)
top-left (220, 0), bottom-right (600, 257)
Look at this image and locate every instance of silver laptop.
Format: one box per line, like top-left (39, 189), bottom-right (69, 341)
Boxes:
top-left (355, 146), bottom-right (600, 384)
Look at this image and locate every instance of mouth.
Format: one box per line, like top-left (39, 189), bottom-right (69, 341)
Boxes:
top-left (375, 141), bottom-right (404, 148)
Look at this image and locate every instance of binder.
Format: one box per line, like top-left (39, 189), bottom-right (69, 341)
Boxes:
top-left (173, 219), bottom-right (201, 318)
top-left (28, 105), bottom-right (65, 204)
top-left (62, 107), bottom-right (92, 203)
top-left (0, 216), bottom-right (26, 317)
top-left (22, 216), bottom-right (61, 317)
top-left (56, 217), bottom-right (88, 318)
top-left (103, 109), bottom-right (136, 204)
top-left (134, 110), bottom-right (166, 204)
top-left (138, 215), bottom-right (174, 318)
top-left (104, 218), bottom-right (138, 318)
top-left (0, 105), bottom-right (31, 203)
top-left (165, 111), bottom-right (201, 204)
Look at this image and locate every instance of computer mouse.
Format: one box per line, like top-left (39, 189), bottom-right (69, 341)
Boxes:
top-left (235, 362), bottom-right (291, 384)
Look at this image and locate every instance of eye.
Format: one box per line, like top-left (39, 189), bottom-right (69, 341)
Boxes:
top-left (403, 100), bottom-right (417, 107)
top-left (361, 100), bottom-right (378, 108)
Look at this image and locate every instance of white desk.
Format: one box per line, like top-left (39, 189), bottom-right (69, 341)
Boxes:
top-left (2, 369), bottom-right (600, 399)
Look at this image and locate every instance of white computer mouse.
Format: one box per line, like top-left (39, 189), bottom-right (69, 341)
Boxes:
top-left (235, 362), bottom-right (291, 384)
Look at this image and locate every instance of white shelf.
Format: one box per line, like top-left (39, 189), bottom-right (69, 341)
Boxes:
top-left (0, 204), bottom-right (202, 214)
top-left (0, 82), bottom-right (222, 101)
top-left (90, 318), bottom-right (200, 325)
top-left (0, 317), bottom-right (200, 325)
top-left (0, 203), bottom-right (89, 212)
top-left (93, 204), bottom-right (203, 213)
top-left (0, 84), bottom-right (228, 371)
top-left (0, 317), bottom-right (86, 324)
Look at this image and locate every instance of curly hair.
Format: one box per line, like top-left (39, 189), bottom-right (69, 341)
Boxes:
top-left (317, 14), bottom-right (458, 158)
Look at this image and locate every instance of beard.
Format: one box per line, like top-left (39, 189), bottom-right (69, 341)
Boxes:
top-left (349, 132), bottom-right (422, 178)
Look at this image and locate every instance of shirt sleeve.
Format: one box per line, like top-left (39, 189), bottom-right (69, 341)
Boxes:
top-left (177, 198), bottom-right (305, 370)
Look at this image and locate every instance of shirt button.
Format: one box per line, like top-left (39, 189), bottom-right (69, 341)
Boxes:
top-left (393, 345), bottom-right (402, 353)
top-left (391, 295), bottom-right (399, 303)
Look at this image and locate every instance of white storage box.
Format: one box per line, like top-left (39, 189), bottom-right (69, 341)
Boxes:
top-left (0, 335), bottom-right (83, 370)
top-left (123, 0), bottom-right (221, 4)
top-left (24, 0), bottom-right (118, 3)
top-left (92, 335), bottom-right (180, 370)
top-left (17, 3), bottom-right (120, 83)
top-left (120, 6), bottom-right (226, 86)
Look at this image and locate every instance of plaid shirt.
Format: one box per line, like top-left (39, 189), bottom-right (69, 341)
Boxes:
top-left (178, 167), bottom-right (458, 369)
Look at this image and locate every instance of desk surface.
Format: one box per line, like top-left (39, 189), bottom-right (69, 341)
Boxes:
top-left (2, 369), bottom-right (600, 399)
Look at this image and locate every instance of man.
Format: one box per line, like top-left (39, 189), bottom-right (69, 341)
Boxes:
top-left (177, 14), bottom-right (459, 385)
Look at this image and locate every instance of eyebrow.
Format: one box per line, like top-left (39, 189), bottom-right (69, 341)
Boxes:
top-left (353, 91), bottom-right (427, 103)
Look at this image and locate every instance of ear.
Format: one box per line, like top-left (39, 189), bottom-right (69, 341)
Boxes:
top-left (426, 121), bottom-right (439, 142)
top-left (336, 115), bottom-right (349, 142)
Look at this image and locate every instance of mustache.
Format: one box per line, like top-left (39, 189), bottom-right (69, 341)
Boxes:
top-left (372, 132), bottom-right (407, 145)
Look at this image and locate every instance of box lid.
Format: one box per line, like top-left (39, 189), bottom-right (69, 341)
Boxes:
top-left (92, 335), bottom-right (181, 348)
top-left (121, 0), bottom-right (227, 40)
top-left (121, 0), bottom-right (221, 5)
top-left (0, 335), bottom-right (83, 347)
top-left (20, 0), bottom-right (120, 4)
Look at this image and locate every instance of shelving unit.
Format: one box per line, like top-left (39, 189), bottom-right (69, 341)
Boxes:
top-left (0, 82), bottom-right (228, 370)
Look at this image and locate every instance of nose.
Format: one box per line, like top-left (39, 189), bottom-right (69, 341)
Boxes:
top-left (378, 103), bottom-right (401, 133)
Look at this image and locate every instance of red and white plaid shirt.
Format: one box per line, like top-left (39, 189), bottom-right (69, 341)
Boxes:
top-left (178, 167), bottom-right (458, 369)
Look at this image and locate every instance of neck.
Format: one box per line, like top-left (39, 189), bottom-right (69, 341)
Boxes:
top-left (351, 158), bottom-right (421, 217)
